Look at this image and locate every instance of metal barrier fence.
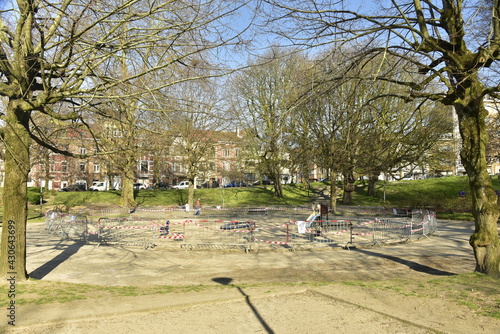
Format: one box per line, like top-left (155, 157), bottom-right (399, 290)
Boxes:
top-left (43, 207), bottom-right (438, 251)
top-left (97, 217), bottom-right (156, 249)
top-left (367, 209), bottom-right (439, 246)
top-left (45, 210), bottom-right (89, 242)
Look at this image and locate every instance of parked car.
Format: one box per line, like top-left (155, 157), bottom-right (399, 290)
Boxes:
top-left (197, 180), bottom-right (220, 188)
top-left (59, 184), bottom-right (86, 192)
top-left (252, 180), bottom-right (273, 185)
top-left (89, 181), bottom-right (109, 191)
top-left (224, 181), bottom-right (247, 187)
top-left (133, 183), bottom-right (147, 190)
top-left (172, 181), bottom-right (190, 189)
top-left (153, 182), bottom-right (169, 190)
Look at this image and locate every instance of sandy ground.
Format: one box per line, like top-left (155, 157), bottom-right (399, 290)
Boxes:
top-left (2, 218), bottom-right (500, 334)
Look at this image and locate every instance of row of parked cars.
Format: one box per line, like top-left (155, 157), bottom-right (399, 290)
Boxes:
top-left (59, 179), bottom-right (273, 192)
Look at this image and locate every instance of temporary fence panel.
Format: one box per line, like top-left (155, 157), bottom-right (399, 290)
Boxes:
top-left (45, 211), bottom-right (88, 242)
top-left (370, 218), bottom-right (410, 245)
top-left (60, 214), bottom-right (88, 242)
top-left (43, 207), bottom-right (437, 251)
top-left (254, 222), bottom-right (292, 247)
top-left (179, 219), bottom-right (255, 251)
top-left (152, 220), bottom-right (186, 243)
top-left (97, 217), bottom-right (156, 249)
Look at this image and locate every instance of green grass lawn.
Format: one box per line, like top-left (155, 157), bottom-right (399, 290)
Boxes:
top-left (10, 175), bottom-right (500, 221)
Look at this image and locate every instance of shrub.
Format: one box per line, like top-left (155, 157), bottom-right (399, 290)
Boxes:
top-left (27, 191), bottom-right (42, 205)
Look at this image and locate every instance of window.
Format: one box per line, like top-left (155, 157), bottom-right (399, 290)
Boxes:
top-left (61, 161), bottom-right (68, 173)
top-left (224, 161), bottom-right (230, 171)
top-left (224, 148), bottom-right (230, 157)
top-left (79, 162), bottom-right (86, 172)
top-left (93, 164), bottom-right (100, 173)
top-left (80, 147), bottom-right (86, 155)
top-left (140, 160), bottom-right (149, 173)
top-left (173, 163), bottom-right (183, 173)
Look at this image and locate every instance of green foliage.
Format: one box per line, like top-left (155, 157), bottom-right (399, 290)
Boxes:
top-left (27, 188), bottom-right (42, 205)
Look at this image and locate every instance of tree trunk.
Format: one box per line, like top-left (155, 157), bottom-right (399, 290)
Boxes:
top-left (0, 101), bottom-right (31, 280)
top-left (120, 169), bottom-right (136, 208)
top-left (188, 181), bottom-right (195, 208)
top-left (301, 165), bottom-right (310, 191)
top-left (273, 180), bottom-right (283, 197)
top-left (269, 166), bottom-right (283, 197)
top-left (367, 172), bottom-right (380, 197)
top-left (456, 98), bottom-right (500, 278)
top-left (342, 170), bottom-right (355, 204)
top-left (329, 170), bottom-right (337, 213)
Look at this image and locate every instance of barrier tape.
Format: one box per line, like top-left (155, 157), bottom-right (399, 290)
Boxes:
top-left (100, 225), bottom-right (151, 229)
top-left (254, 238), bottom-right (289, 245)
top-left (255, 223), bottom-right (289, 230)
top-left (156, 233), bottom-right (185, 239)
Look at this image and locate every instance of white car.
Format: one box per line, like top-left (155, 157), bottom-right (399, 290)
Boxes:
top-left (89, 182), bottom-right (108, 191)
top-left (133, 183), bottom-right (146, 190)
top-left (172, 181), bottom-right (190, 189)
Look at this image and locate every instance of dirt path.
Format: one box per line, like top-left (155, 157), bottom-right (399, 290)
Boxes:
top-left (3, 219), bottom-right (500, 333)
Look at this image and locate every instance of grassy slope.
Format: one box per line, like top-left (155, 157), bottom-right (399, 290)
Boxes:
top-left (38, 175), bottom-right (498, 220)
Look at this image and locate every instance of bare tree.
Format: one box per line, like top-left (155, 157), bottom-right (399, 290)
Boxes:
top-left (0, 0), bottom-right (248, 279)
top-left (232, 47), bottom-right (308, 197)
top-left (151, 64), bottom-right (229, 207)
top-left (264, 0), bottom-right (500, 276)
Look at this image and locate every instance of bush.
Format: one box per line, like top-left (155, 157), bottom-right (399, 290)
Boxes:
top-left (27, 189), bottom-right (42, 204)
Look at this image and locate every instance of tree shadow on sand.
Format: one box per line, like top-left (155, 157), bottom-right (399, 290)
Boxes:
top-left (29, 242), bottom-right (85, 280)
top-left (353, 248), bottom-right (457, 276)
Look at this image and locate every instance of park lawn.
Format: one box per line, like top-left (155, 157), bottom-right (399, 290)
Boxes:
top-left (3, 175), bottom-right (497, 221)
top-left (50, 184), bottom-right (311, 208)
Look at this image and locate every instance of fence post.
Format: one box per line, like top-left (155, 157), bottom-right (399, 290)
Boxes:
top-left (372, 219), bottom-right (376, 245)
top-left (286, 223), bottom-right (290, 243)
top-left (350, 222), bottom-right (353, 244)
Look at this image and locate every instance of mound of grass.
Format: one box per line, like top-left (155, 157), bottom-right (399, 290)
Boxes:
top-left (20, 175), bottom-right (498, 220)
top-left (52, 184), bottom-right (313, 209)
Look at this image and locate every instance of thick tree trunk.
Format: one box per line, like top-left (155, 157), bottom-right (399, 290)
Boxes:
top-left (269, 167), bottom-right (283, 197)
top-left (342, 170), bottom-right (355, 204)
top-left (273, 180), bottom-right (283, 197)
top-left (456, 99), bottom-right (500, 278)
top-left (0, 102), bottom-right (31, 280)
top-left (367, 172), bottom-right (380, 197)
top-left (120, 169), bottom-right (136, 208)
